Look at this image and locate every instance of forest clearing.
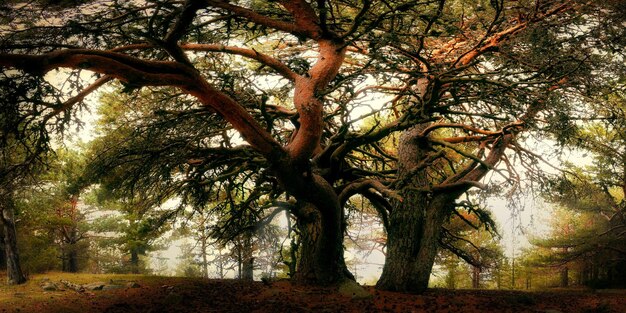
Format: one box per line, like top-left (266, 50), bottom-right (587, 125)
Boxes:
top-left (1, 272), bottom-right (625, 313)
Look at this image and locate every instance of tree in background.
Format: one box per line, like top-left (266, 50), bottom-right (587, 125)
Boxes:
top-left (88, 192), bottom-right (174, 274)
top-left (434, 204), bottom-right (504, 289)
top-left (11, 148), bottom-right (91, 274)
top-left (529, 80), bottom-right (626, 288)
top-left (0, 72), bottom-right (59, 284)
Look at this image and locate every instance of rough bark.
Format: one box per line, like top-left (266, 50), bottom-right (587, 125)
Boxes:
top-left (376, 190), bottom-right (451, 292)
top-left (293, 201), bottom-right (351, 285)
top-left (376, 125), bottom-right (449, 293)
top-left (377, 125), bottom-right (513, 293)
top-left (0, 197), bottom-right (27, 285)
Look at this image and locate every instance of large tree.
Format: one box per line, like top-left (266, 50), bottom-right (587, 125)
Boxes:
top-left (1, 0), bottom-right (624, 290)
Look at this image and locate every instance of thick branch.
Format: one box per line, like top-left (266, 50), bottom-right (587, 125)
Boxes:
top-left (338, 179), bottom-right (401, 208)
top-left (0, 49), bottom-right (284, 159)
top-left (287, 40), bottom-right (347, 162)
top-left (421, 123), bottom-right (502, 137)
top-left (279, 0), bottom-right (322, 39)
top-left (0, 50), bottom-right (198, 86)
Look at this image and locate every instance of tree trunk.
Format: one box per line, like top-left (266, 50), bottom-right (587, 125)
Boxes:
top-left (0, 232), bottom-right (6, 270)
top-left (241, 232), bottom-right (254, 281)
top-left (0, 197), bottom-right (26, 285)
top-left (217, 248), bottom-right (225, 279)
top-left (200, 236), bottom-right (209, 278)
top-left (293, 201), bottom-right (351, 285)
top-left (377, 126), bottom-right (452, 293)
top-left (130, 249), bottom-right (139, 274)
top-left (472, 265), bottom-right (481, 289)
top-left (67, 248), bottom-right (78, 273)
top-left (560, 266), bottom-right (569, 287)
top-left (377, 111), bottom-right (513, 292)
top-left (376, 195), bottom-right (449, 292)
top-left (65, 227), bottom-right (79, 273)
top-left (272, 156), bottom-right (353, 285)
top-left (496, 265), bottom-right (501, 289)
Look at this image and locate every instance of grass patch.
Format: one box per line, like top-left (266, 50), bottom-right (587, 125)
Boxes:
top-left (0, 271), bottom-right (160, 311)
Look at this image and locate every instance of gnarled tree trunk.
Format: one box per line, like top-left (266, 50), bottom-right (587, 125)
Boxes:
top-left (271, 145), bottom-right (354, 285)
top-left (377, 121), bottom-right (514, 292)
top-left (1, 196), bottom-right (26, 285)
top-left (376, 191), bottom-right (452, 292)
top-left (377, 126), bottom-right (450, 293)
top-left (293, 201), bottom-right (351, 285)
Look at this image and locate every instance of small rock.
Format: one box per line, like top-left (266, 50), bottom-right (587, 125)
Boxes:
top-left (84, 282), bottom-right (107, 291)
top-left (126, 281), bottom-right (141, 288)
top-left (161, 285), bottom-right (175, 293)
top-left (338, 280), bottom-right (373, 300)
top-left (41, 282), bottom-right (58, 291)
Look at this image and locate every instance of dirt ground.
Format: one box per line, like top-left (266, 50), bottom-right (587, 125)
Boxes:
top-left (1, 273), bottom-right (625, 313)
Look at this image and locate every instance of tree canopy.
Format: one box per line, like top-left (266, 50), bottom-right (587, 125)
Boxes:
top-left (1, 0), bottom-right (625, 290)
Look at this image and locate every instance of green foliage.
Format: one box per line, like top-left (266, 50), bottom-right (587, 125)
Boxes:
top-left (174, 242), bottom-right (204, 278)
top-left (529, 90), bottom-right (626, 288)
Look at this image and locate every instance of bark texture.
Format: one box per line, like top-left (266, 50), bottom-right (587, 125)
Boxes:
top-left (292, 201), bottom-right (351, 285)
top-left (377, 125), bottom-right (513, 293)
top-left (0, 197), bottom-right (26, 285)
top-left (377, 125), bottom-right (448, 293)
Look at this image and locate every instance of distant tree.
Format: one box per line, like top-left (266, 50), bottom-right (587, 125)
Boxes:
top-left (94, 198), bottom-right (173, 274)
top-left (0, 232), bottom-right (5, 270)
top-left (11, 148), bottom-right (92, 273)
top-left (531, 86), bottom-right (626, 288)
top-left (434, 205), bottom-right (504, 289)
top-left (175, 241), bottom-right (204, 278)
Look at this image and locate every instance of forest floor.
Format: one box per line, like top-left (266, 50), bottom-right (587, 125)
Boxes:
top-left (0, 272), bottom-right (625, 312)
